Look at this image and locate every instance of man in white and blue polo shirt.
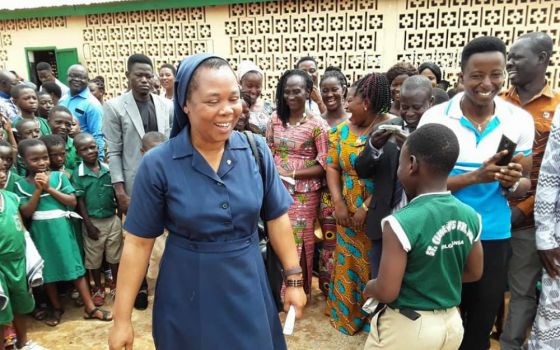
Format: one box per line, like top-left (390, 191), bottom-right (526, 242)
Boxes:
top-left (418, 36), bottom-right (534, 350)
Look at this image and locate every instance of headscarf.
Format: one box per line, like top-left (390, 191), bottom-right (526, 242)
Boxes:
top-left (236, 60), bottom-right (263, 82)
top-left (418, 62), bottom-right (442, 84)
top-left (171, 53), bottom-right (220, 138)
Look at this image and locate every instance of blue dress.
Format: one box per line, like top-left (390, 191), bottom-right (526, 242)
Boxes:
top-left (124, 127), bottom-right (293, 350)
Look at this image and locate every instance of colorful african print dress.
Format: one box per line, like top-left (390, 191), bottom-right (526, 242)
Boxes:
top-left (266, 113), bottom-right (329, 293)
top-left (326, 121), bottom-right (374, 335)
top-left (318, 116), bottom-right (348, 296)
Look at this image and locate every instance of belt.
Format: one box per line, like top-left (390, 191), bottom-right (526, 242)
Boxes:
top-left (388, 305), bottom-right (457, 321)
top-left (32, 209), bottom-right (83, 221)
top-left (167, 231), bottom-right (259, 253)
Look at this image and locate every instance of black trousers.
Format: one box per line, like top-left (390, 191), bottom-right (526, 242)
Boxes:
top-left (460, 239), bottom-right (511, 350)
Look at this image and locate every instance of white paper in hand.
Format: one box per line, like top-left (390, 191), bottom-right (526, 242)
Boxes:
top-left (283, 305), bottom-right (296, 335)
top-left (280, 175), bottom-right (296, 186)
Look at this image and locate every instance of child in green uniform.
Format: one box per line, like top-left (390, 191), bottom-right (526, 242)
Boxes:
top-left (14, 119), bottom-right (41, 177)
top-left (363, 124), bottom-right (484, 350)
top-left (47, 106), bottom-right (79, 171)
top-left (0, 141), bottom-right (20, 193)
top-left (40, 134), bottom-right (71, 179)
top-left (0, 165), bottom-right (44, 350)
top-left (11, 85), bottom-right (50, 136)
top-left (14, 139), bottom-right (111, 327)
top-left (72, 133), bottom-right (122, 306)
top-left (37, 91), bottom-right (53, 121)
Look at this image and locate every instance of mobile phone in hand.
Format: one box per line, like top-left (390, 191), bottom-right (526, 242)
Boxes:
top-left (496, 134), bottom-right (517, 166)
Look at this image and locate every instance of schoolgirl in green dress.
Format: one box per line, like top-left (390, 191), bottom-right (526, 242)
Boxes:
top-left (14, 139), bottom-right (111, 326)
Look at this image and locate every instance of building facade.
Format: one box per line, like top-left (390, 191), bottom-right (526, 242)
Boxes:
top-left (0, 0), bottom-right (558, 100)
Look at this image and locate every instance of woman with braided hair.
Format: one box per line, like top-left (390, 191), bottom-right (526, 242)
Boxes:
top-left (266, 69), bottom-right (330, 295)
top-left (326, 72), bottom-right (394, 335)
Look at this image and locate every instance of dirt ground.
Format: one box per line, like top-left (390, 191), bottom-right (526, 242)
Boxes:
top-left (23, 278), bottom-right (501, 349)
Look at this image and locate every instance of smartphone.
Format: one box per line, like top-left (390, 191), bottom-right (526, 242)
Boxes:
top-left (496, 134), bottom-right (517, 166)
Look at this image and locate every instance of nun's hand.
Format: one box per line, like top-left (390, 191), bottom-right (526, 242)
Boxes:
top-left (284, 284), bottom-right (307, 319)
top-left (109, 320), bottom-right (134, 350)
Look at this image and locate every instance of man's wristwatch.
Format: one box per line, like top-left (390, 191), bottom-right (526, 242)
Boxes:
top-left (508, 180), bottom-right (521, 193)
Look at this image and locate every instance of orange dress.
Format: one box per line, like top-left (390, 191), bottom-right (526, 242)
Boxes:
top-left (326, 121), bottom-right (373, 335)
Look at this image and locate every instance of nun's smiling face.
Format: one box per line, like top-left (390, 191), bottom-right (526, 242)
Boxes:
top-left (184, 65), bottom-right (242, 145)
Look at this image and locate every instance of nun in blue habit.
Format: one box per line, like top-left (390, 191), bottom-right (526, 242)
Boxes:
top-left (108, 53), bottom-right (307, 350)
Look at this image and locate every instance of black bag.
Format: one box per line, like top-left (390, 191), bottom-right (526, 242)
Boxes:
top-left (244, 131), bottom-right (284, 312)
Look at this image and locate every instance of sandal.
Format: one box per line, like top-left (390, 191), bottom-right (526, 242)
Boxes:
top-left (31, 304), bottom-right (49, 321)
top-left (83, 307), bottom-right (112, 321)
top-left (44, 308), bottom-right (64, 327)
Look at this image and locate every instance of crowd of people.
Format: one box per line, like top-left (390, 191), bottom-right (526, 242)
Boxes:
top-left (0, 31), bottom-right (558, 350)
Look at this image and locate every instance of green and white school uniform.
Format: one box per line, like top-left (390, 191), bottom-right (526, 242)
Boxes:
top-left (2, 169), bottom-right (21, 193)
top-left (382, 191), bottom-right (482, 310)
top-left (0, 190), bottom-right (34, 324)
top-left (14, 172), bottom-right (85, 283)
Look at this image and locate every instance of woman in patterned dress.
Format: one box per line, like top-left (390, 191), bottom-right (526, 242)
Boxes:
top-left (266, 69), bottom-right (329, 295)
top-left (318, 67), bottom-right (349, 296)
top-left (326, 73), bottom-right (393, 335)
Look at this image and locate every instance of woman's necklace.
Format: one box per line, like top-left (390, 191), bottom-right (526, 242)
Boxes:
top-left (288, 113), bottom-right (307, 128)
top-left (355, 114), bottom-right (385, 145)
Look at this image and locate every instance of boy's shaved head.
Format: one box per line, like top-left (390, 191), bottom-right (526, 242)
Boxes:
top-left (73, 132), bottom-right (95, 147)
top-left (141, 131), bottom-right (167, 151)
top-left (407, 124), bottom-right (459, 176)
top-left (15, 118), bottom-right (38, 132)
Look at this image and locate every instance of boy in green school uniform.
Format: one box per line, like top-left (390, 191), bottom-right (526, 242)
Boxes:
top-left (14, 118), bottom-right (41, 177)
top-left (363, 124), bottom-right (484, 350)
top-left (47, 106), bottom-right (79, 171)
top-left (71, 133), bottom-right (122, 306)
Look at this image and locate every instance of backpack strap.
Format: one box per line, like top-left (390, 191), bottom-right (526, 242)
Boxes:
top-left (244, 130), bottom-right (267, 212)
top-left (244, 130), bottom-right (264, 179)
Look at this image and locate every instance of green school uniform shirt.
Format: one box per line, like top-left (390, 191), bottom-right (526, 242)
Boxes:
top-left (12, 116), bottom-right (51, 136)
top-left (0, 190), bottom-right (25, 260)
top-left (16, 155), bottom-right (26, 177)
top-left (71, 161), bottom-right (116, 218)
top-left (2, 170), bottom-right (21, 193)
top-left (64, 136), bottom-right (79, 171)
top-left (383, 192), bottom-right (482, 311)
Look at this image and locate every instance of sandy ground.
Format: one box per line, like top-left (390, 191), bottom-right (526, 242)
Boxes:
top-left (24, 277), bottom-right (501, 349)
top-left (25, 278), bottom-right (368, 350)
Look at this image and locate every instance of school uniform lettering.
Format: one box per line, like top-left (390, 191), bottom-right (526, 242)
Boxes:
top-left (427, 220), bottom-right (476, 256)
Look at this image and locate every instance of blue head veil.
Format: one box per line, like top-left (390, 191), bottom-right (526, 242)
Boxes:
top-left (170, 53), bottom-right (220, 138)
